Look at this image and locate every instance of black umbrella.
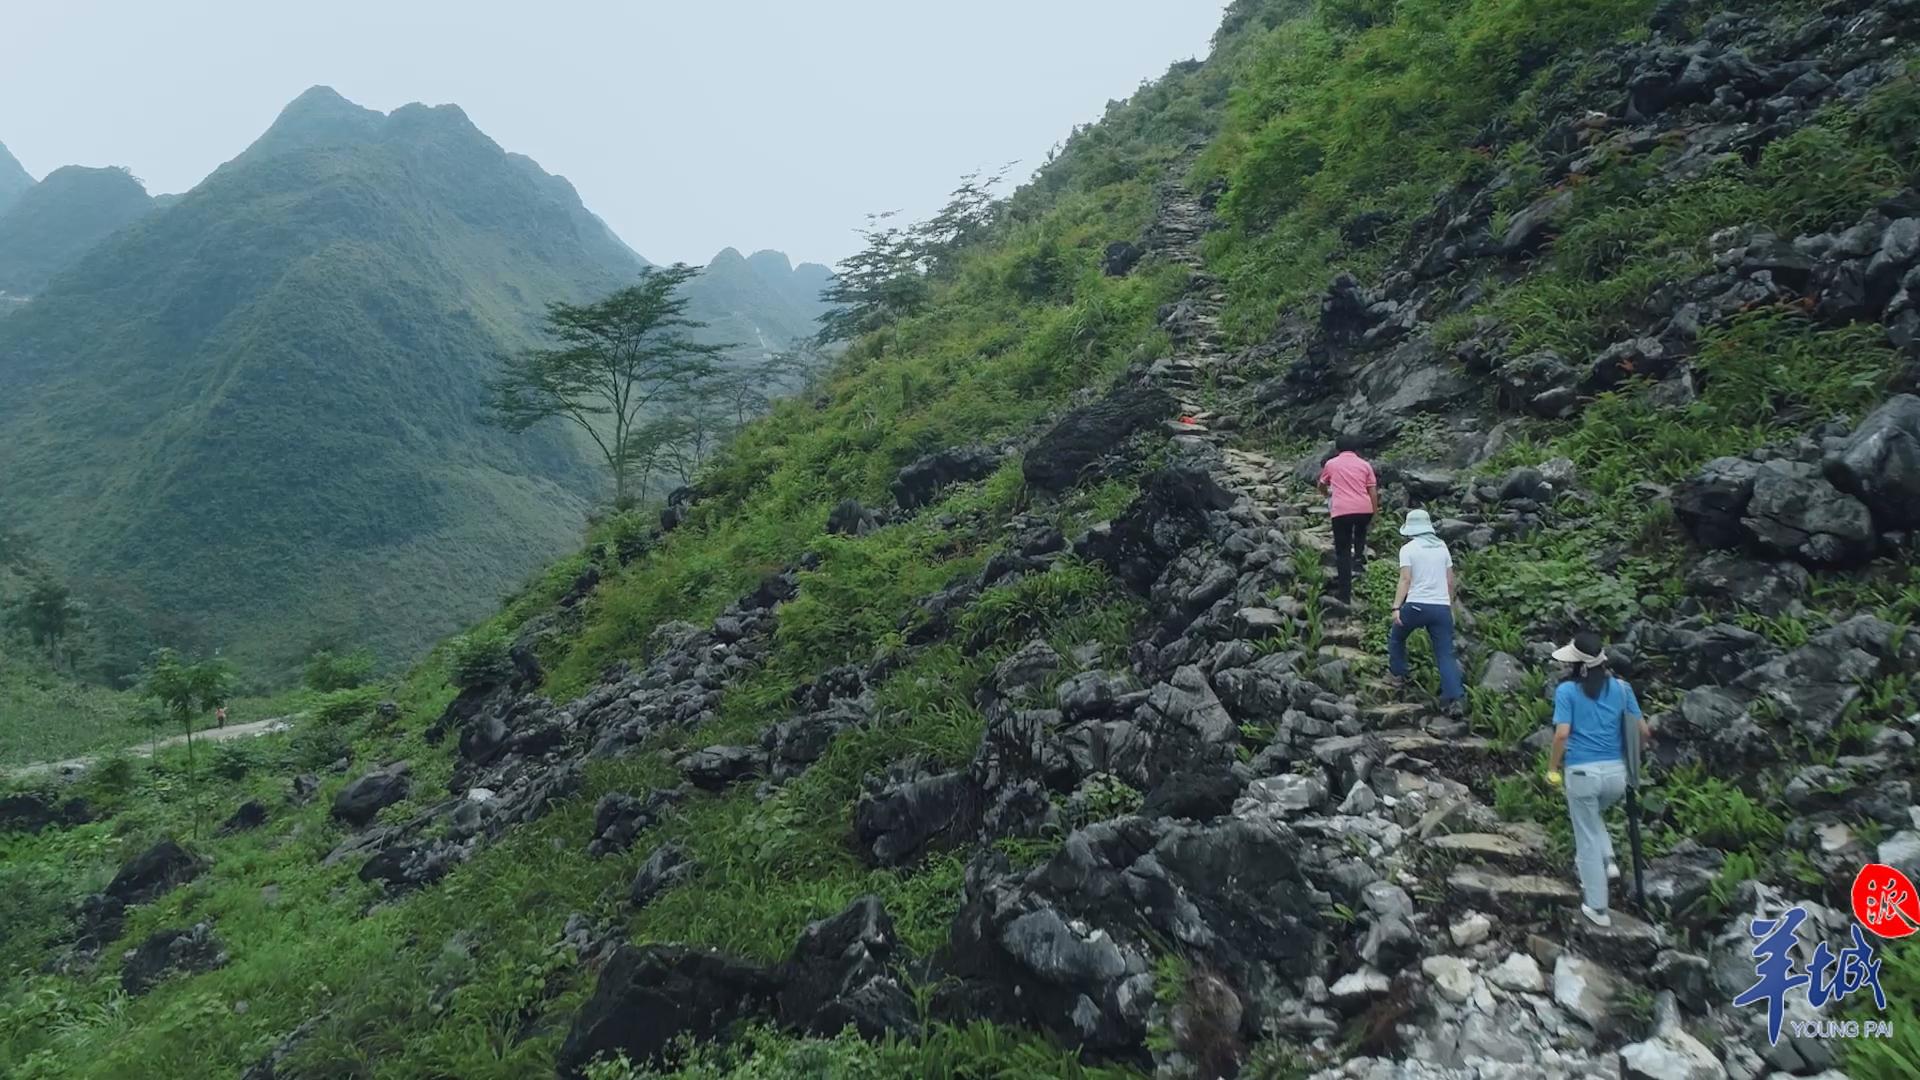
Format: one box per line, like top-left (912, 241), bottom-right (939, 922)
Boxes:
top-left (1624, 786), bottom-right (1647, 907)
top-left (1623, 711), bottom-right (1647, 907)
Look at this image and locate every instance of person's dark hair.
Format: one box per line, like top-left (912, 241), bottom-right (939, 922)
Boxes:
top-left (1334, 432), bottom-right (1364, 454)
top-left (1571, 630), bottom-right (1610, 698)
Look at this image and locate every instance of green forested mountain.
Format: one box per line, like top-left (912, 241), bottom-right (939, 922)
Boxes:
top-left (686, 247), bottom-right (833, 356)
top-left (0, 88), bottom-right (821, 680)
top-left (0, 140), bottom-right (32, 216)
top-left (0, 165), bottom-right (155, 297)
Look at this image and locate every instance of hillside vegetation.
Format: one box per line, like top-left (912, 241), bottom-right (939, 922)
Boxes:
top-left (0, 88), bottom-right (826, 682)
top-left (4, 1), bottom-right (1920, 1079)
top-left (0, 165), bottom-right (154, 297)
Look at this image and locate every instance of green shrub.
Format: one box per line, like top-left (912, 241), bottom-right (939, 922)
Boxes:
top-left (446, 630), bottom-right (512, 689)
top-left (310, 686), bottom-right (383, 728)
top-left (209, 743), bottom-right (256, 781)
top-left (608, 1021), bottom-right (1142, 1079)
top-left (1660, 766), bottom-right (1784, 850)
top-left (89, 754), bottom-right (138, 795)
top-left (303, 648), bottom-right (376, 692)
top-left (1849, 937), bottom-right (1920, 1078)
top-left (957, 558), bottom-right (1118, 649)
top-left (1072, 772), bottom-right (1145, 825)
top-left (289, 723), bottom-right (351, 772)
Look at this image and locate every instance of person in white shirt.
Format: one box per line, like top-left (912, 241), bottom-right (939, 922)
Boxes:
top-left (1387, 509), bottom-right (1464, 713)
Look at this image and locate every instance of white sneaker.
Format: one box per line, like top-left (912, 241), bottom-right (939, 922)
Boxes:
top-left (1581, 904), bottom-right (1612, 928)
top-left (1606, 860), bottom-right (1621, 881)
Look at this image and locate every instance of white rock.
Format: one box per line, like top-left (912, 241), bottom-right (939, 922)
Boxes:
top-left (1878, 829), bottom-right (1920, 879)
top-left (1238, 772), bottom-right (1328, 815)
top-left (1813, 821), bottom-right (1853, 854)
top-left (1330, 968), bottom-right (1392, 1004)
top-left (1361, 880), bottom-right (1414, 922)
top-left (1553, 954), bottom-right (1620, 1029)
top-left (1449, 911), bottom-right (1493, 948)
top-left (1469, 977), bottom-right (1496, 1014)
top-left (1538, 456), bottom-right (1578, 489)
top-left (1486, 951), bottom-right (1546, 993)
top-left (1339, 781), bottom-right (1379, 815)
top-left (466, 787), bottom-right (495, 802)
top-left (1620, 1029), bottom-right (1726, 1080)
top-left (1457, 1007), bottom-right (1531, 1063)
top-left (1422, 954), bottom-right (1475, 1004)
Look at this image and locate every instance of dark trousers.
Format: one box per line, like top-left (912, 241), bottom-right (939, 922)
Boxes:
top-left (1331, 513), bottom-right (1372, 601)
top-left (1389, 602), bottom-right (1465, 703)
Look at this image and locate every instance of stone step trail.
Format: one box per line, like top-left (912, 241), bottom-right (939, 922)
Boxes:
top-left (1202, 389), bottom-right (1655, 984)
top-left (1138, 154), bottom-right (1238, 418)
top-left (1127, 142), bottom-right (1690, 1080)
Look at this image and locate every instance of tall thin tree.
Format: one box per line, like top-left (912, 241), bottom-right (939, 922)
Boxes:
top-left (485, 265), bottom-right (731, 507)
top-left (141, 649), bottom-right (233, 838)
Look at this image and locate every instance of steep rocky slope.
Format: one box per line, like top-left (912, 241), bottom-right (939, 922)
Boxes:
top-left (3, 1), bottom-right (1920, 1078)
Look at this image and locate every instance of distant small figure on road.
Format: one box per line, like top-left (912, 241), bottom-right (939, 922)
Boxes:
top-left (215, 705), bottom-right (228, 728)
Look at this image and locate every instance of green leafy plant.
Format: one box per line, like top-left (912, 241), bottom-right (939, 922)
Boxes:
top-left (446, 630), bottom-right (512, 690)
top-left (1073, 772), bottom-right (1145, 825)
top-left (1662, 767), bottom-right (1784, 850)
top-left (303, 648), bottom-right (376, 693)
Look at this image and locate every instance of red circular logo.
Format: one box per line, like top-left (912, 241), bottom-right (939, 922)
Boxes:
top-left (1851, 863), bottom-right (1920, 939)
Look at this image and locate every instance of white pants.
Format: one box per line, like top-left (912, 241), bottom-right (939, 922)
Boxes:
top-left (1565, 760), bottom-right (1627, 910)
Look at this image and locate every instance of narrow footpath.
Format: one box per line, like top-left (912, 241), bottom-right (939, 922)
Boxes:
top-left (7, 716), bottom-right (293, 781)
top-left (1135, 164), bottom-right (1672, 1077)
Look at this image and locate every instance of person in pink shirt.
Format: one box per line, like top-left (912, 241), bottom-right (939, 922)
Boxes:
top-left (1316, 435), bottom-right (1379, 603)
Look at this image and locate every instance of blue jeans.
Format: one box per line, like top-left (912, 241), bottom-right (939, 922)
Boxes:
top-left (1566, 760), bottom-right (1627, 910)
top-left (1388, 602), bottom-right (1463, 703)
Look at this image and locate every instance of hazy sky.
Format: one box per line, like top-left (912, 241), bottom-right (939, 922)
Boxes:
top-left (0, 1), bottom-right (1228, 267)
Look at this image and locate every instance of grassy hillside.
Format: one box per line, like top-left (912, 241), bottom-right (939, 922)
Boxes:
top-left (4, 1), bottom-right (1920, 1078)
top-left (0, 651), bottom-right (142, 768)
top-left (0, 30), bottom-right (1225, 1078)
top-left (0, 165), bottom-right (154, 297)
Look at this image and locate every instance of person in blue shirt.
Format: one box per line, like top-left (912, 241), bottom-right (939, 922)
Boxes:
top-left (1545, 631), bottom-right (1651, 927)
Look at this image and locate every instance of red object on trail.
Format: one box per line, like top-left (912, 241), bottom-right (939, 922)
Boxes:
top-left (1851, 863), bottom-right (1920, 938)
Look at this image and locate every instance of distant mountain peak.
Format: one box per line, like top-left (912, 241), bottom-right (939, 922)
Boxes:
top-left (288, 84), bottom-right (352, 106)
top-left (707, 246), bottom-right (748, 267)
top-left (0, 162), bottom-right (155, 297)
top-left (237, 86), bottom-right (384, 165)
top-left (0, 140), bottom-right (34, 215)
top-left (278, 84), bottom-right (382, 126)
top-left (385, 101), bottom-right (483, 137)
top-left (746, 249), bottom-right (794, 275)
top-left (0, 140), bottom-right (30, 181)
top-left (37, 163), bottom-right (147, 191)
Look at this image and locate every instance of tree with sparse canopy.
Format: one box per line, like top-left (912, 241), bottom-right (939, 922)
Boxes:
top-left (6, 576), bottom-right (80, 667)
top-left (814, 166), bottom-right (1010, 346)
top-left (16, 577), bottom-right (75, 646)
top-left (484, 264), bottom-right (732, 508)
top-left (140, 648), bottom-right (233, 836)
